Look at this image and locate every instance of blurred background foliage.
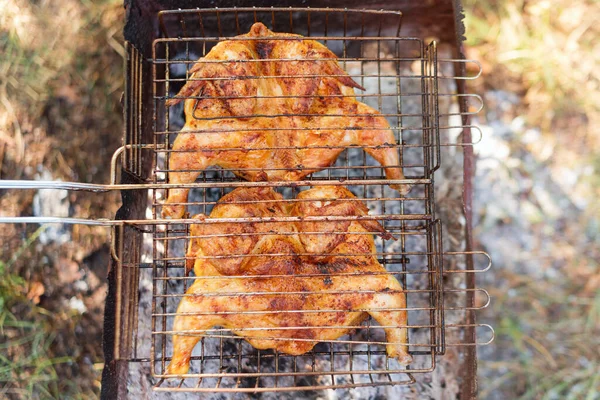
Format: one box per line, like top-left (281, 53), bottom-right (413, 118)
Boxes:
top-left (0, 0), bottom-right (598, 398)
top-left (1, 0), bottom-right (124, 398)
top-left (464, 0), bottom-right (599, 398)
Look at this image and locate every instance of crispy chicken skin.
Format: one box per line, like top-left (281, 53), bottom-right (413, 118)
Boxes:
top-left (162, 23), bottom-right (410, 219)
top-left (184, 186), bottom-right (393, 275)
top-left (184, 186), bottom-right (293, 276)
top-left (166, 187), bottom-right (411, 375)
top-left (292, 186), bottom-right (395, 262)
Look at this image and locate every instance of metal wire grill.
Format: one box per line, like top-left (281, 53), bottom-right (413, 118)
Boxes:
top-left (152, 8), bottom-right (438, 185)
top-left (123, 42), bottom-right (143, 178)
top-left (138, 8), bottom-right (489, 392)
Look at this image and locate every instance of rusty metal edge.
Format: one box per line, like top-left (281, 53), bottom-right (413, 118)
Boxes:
top-left (452, 1), bottom-right (479, 399)
top-left (100, 198), bottom-right (129, 400)
top-left (102, 2), bottom-right (156, 397)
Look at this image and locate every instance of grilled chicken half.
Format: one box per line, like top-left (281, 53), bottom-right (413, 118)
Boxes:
top-left (162, 22), bottom-right (411, 219)
top-left (166, 187), bottom-right (411, 375)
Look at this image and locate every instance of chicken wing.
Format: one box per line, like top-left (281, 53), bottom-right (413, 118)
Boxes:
top-left (292, 186), bottom-right (395, 262)
top-left (162, 23), bottom-right (410, 219)
top-left (166, 187), bottom-right (411, 375)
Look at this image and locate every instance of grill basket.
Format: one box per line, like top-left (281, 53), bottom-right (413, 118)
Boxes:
top-left (0, 4), bottom-right (492, 398)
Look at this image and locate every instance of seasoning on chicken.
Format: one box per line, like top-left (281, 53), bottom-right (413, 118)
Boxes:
top-left (162, 22), bottom-right (411, 219)
top-left (166, 187), bottom-right (411, 375)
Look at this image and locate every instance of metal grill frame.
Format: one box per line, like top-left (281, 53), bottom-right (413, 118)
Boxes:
top-left (133, 7), bottom-right (488, 393)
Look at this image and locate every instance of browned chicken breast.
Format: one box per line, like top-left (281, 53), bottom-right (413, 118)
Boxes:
top-left (162, 22), bottom-right (411, 219)
top-left (183, 186), bottom-right (293, 276)
top-left (166, 187), bottom-right (411, 375)
top-left (291, 186), bottom-right (395, 262)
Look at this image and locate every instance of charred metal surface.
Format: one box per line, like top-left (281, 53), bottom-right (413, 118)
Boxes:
top-left (456, 58), bottom-right (478, 399)
top-left (451, 1), bottom-right (479, 398)
top-left (125, 0), bottom-right (458, 44)
top-left (101, 173), bottom-right (148, 400)
top-left (101, 11), bottom-right (155, 397)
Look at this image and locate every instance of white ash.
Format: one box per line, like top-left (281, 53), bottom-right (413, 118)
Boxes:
top-left (73, 280), bottom-right (89, 292)
top-left (472, 87), bottom-right (598, 399)
top-left (68, 296), bottom-right (87, 314)
top-left (33, 168), bottom-right (72, 245)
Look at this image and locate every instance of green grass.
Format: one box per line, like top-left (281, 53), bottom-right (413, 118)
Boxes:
top-left (490, 287), bottom-right (599, 399)
top-left (0, 227), bottom-right (77, 399)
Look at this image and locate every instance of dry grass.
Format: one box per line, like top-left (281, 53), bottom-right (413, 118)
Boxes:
top-left (1, 0), bottom-right (124, 397)
top-left (0, 0), bottom-right (125, 248)
top-left (464, 0), bottom-right (600, 221)
top-left (464, 0), bottom-right (599, 131)
top-left (464, 0), bottom-right (600, 398)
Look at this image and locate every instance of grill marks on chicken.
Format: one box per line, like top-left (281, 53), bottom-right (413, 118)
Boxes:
top-left (166, 187), bottom-right (411, 375)
top-left (162, 22), bottom-right (410, 219)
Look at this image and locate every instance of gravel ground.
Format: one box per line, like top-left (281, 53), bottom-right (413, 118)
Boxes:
top-left (472, 89), bottom-right (600, 398)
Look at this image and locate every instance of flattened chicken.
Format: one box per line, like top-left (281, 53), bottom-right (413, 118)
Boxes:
top-left (184, 186), bottom-right (392, 275)
top-left (162, 22), bottom-right (410, 219)
top-left (166, 187), bottom-right (411, 375)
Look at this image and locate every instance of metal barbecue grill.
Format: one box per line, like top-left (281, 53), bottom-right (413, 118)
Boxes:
top-left (1, 2), bottom-right (492, 398)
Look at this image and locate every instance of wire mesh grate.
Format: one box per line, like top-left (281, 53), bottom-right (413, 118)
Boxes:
top-left (127, 7), bottom-right (488, 393)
